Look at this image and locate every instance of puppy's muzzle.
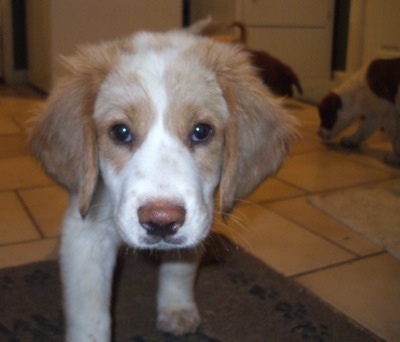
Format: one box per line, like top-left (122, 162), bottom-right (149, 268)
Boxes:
top-left (138, 201), bottom-right (186, 238)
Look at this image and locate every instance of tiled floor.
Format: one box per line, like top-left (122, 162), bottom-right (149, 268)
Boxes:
top-left (1, 85), bottom-right (400, 341)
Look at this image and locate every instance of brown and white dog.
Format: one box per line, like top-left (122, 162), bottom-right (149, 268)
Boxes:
top-left (318, 57), bottom-right (400, 166)
top-left (29, 30), bottom-right (297, 341)
top-left (249, 49), bottom-right (303, 98)
top-left (189, 18), bottom-right (303, 98)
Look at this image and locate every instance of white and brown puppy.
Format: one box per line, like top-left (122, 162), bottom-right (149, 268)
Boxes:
top-left (318, 57), bottom-right (400, 166)
top-left (29, 30), bottom-right (297, 341)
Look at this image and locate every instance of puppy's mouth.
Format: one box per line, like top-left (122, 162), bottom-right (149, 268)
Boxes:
top-left (139, 235), bottom-right (188, 249)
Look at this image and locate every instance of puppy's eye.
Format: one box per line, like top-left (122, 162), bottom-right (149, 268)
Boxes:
top-left (191, 123), bottom-right (213, 143)
top-left (110, 124), bottom-right (133, 144)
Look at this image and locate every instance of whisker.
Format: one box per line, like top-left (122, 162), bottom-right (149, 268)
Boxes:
top-left (212, 215), bottom-right (255, 254)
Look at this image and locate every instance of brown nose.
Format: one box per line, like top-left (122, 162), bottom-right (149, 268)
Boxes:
top-left (138, 201), bottom-right (186, 238)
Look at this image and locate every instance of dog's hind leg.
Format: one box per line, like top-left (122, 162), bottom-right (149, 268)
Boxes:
top-left (157, 250), bottom-right (202, 335)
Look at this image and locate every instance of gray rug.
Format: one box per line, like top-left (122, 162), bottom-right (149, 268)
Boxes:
top-left (309, 179), bottom-right (400, 260)
top-left (0, 237), bottom-right (381, 341)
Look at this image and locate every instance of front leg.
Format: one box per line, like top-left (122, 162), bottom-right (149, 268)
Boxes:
top-left (340, 115), bottom-right (380, 148)
top-left (60, 202), bottom-right (120, 342)
top-left (157, 249), bottom-right (202, 335)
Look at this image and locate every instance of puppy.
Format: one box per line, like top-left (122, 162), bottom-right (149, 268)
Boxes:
top-left (249, 49), bottom-right (303, 98)
top-left (318, 57), bottom-right (400, 166)
top-left (29, 30), bottom-right (297, 341)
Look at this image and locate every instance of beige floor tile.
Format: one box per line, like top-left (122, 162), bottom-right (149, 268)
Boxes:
top-left (0, 84), bottom-right (45, 99)
top-left (1, 99), bottom-right (42, 114)
top-left (213, 203), bottom-right (355, 276)
top-left (0, 116), bottom-right (21, 134)
top-left (276, 151), bottom-right (393, 192)
top-left (242, 178), bottom-right (304, 204)
top-left (0, 191), bottom-right (40, 245)
top-left (283, 98), bottom-right (320, 128)
top-left (268, 197), bottom-right (383, 256)
top-left (316, 133), bottom-right (400, 173)
top-left (308, 125), bottom-right (400, 174)
top-left (0, 155), bottom-right (54, 191)
top-left (291, 128), bottom-right (328, 155)
top-left (344, 145), bottom-right (400, 175)
top-left (5, 101), bottom-right (43, 130)
top-left (0, 134), bottom-right (30, 159)
top-left (0, 238), bottom-right (59, 269)
top-left (296, 253), bottom-right (400, 342)
top-left (19, 186), bottom-right (68, 238)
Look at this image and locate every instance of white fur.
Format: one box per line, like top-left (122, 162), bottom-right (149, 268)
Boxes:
top-left (94, 49), bottom-right (227, 250)
top-left (61, 189), bottom-right (120, 341)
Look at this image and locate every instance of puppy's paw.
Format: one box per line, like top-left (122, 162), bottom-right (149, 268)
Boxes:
top-left (157, 304), bottom-right (200, 335)
top-left (384, 153), bottom-right (400, 167)
top-left (340, 136), bottom-right (360, 149)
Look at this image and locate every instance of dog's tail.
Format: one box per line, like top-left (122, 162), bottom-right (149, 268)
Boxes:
top-left (187, 16), bottom-right (212, 34)
top-left (229, 21), bottom-right (248, 45)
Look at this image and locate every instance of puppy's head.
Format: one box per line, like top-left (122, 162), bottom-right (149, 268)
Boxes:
top-left (29, 31), bottom-right (297, 249)
top-left (317, 92), bottom-right (343, 139)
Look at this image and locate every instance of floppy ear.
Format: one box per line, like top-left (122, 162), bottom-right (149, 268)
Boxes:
top-left (202, 43), bottom-right (298, 214)
top-left (28, 41), bottom-right (123, 217)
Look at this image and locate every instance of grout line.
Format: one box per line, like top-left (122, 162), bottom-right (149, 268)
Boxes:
top-left (0, 236), bottom-right (59, 249)
top-left (271, 175), bottom-right (399, 202)
top-left (15, 190), bottom-right (46, 239)
top-left (326, 148), bottom-right (400, 174)
top-left (288, 251), bottom-right (387, 279)
top-left (265, 200), bottom-right (363, 257)
top-left (0, 182), bottom-right (59, 196)
top-left (234, 196), bottom-right (368, 258)
top-left (272, 176), bottom-right (310, 194)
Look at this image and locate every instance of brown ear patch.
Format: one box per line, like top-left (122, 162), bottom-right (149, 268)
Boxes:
top-left (366, 57), bottom-right (400, 103)
top-left (28, 37), bottom-right (131, 217)
top-left (195, 41), bottom-right (298, 213)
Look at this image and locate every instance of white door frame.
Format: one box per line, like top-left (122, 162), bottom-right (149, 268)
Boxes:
top-left (346, 0), bottom-right (400, 76)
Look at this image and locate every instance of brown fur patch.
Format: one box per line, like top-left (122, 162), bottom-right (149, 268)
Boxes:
top-left (366, 57), bottom-right (400, 103)
top-left (96, 99), bottom-right (155, 174)
top-left (163, 58), bottom-right (228, 181)
top-left (165, 103), bottom-right (227, 181)
top-left (28, 35), bottom-right (137, 216)
top-left (193, 39), bottom-right (299, 213)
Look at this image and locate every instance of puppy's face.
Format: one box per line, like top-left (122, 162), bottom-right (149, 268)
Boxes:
top-left (29, 31), bottom-right (297, 251)
top-left (94, 49), bottom-right (228, 249)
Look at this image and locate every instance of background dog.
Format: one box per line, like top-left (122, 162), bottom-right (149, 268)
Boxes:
top-left (318, 57), bottom-right (400, 166)
top-left (29, 30), bottom-right (297, 341)
top-left (249, 48), bottom-right (303, 98)
top-left (189, 18), bottom-right (303, 98)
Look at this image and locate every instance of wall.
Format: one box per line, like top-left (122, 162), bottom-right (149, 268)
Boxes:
top-left (26, 0), bottom-right (182, 91)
